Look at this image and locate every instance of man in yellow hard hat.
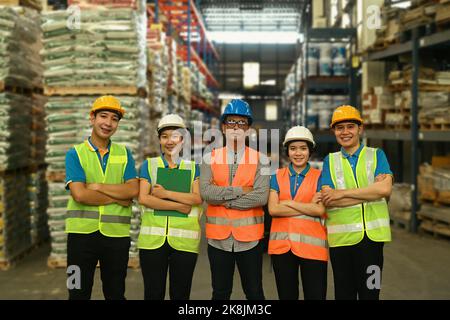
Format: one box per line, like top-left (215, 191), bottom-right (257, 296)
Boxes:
top-left (64, 95), bottom-right (139, 300)
top-left (317, 105), bottom-right (393, 300)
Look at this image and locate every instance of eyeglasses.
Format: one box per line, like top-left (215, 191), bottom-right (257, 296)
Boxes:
top-left (224, 119), bottom-right (249, 128)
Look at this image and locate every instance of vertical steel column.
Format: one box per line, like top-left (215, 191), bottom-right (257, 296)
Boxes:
top-left (411, 27), bottom-right (419, 233)
top-left (187, 0), bottom-right (191, 67)
top-left (154, 0), bottom-right (159, 23)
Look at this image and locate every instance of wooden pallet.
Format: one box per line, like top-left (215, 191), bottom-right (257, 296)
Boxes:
top-left (44, 86), bottom-right (141, 96)
top-left (390, 212), bottom-right (412, 232)
top-left (418, 204), bottom-right (450, 239)
top-left (46, 171), bottom-right (66, 182)
top-left (0, 241), bottom-right (45, 271)
top-left (47, 256), bottom-right (140, 269)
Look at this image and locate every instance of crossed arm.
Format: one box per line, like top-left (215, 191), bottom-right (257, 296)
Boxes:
top-left (268, 191), bottom-right (326, 217)
top-left (138, 179), bottom-right (202, 215)
top-left (68, 178), bottom-right (139, 207)
top-left (320, 174), bottom-right (393, 208)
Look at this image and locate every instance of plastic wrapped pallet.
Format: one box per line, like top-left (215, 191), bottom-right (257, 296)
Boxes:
top-left (29, 168), bottom-right (49, 246)
top-left (41, 7), bottom-right (147, 90)
top-left (0, 6), bottom-right (43, 89)
top-left (0, 171), bottom-right (32, 269)
top-left (31, 94), bottom-right (47, 166)
top-left (0, 93), bottom-right (32, 170)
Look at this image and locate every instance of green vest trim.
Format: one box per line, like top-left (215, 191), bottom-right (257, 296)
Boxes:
top-left (137, 157), bottom-right (202, 253)
top-left (326, 146), bottom-right (391, 247)
top-left (66, 141), bottom-right (132, 237)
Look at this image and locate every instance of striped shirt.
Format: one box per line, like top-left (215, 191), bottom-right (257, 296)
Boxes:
top-left (200, 147), bottom-right (270, 252)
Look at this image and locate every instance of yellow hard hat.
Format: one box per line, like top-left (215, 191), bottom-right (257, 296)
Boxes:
top-left (90, 95), bottom-right (125, 118)
top-left (330, 105), bottom-right (363, 128)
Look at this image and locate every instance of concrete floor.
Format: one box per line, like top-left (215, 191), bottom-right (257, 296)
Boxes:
top-left (1, 227), bottom-right (450, 300)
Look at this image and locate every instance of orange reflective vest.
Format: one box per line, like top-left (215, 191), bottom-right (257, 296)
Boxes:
top-left (268, 166), bottom-right (328, 261)
top-left (205, 146), bottom-right (264, 242)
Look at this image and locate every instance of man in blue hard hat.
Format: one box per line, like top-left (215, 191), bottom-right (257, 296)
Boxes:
top-left (200, 99), bottom-right (270, 300)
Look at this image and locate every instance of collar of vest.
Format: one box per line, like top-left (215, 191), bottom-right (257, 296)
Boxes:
top-left (340, 143), bottom-right (365, 159)
top-left (86, 137), bottom-right (112, 153)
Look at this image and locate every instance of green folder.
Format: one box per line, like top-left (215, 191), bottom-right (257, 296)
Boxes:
top-left (154, 167), bottom-right (192, 218)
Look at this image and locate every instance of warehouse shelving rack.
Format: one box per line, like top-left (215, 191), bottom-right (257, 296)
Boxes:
top-left (150, 0), bottom-right (220, 116)
top-left (362, 27), bottom-right (450, 233)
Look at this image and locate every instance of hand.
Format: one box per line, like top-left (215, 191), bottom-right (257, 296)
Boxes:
top-left (116, 199), bottom-right (133, 207)
top-left (242, 186), bottom-right (253, 194)
top-left (312, 192), bottom-right (322, 204)
top-left (375, 174), bottom-right (388, 182)
top-left (321, 189), bottom-right (346, 206)
top-left (86, 183), bottom-right (101, 191)
top-left (178, 203), bottom-right (192, 214)
top-left (152, 184), bottom-right (169, 199)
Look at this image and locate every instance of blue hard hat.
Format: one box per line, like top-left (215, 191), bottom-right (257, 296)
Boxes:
top-left (220, 99), bottom-right (253, 125)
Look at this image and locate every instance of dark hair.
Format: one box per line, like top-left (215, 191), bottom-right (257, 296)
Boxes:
top-left (93, 108), bottom-right (122, 120)
top-left (285, 140), bottom-right (314, 157)
top-left (158, 126), bottom-right (187, 138)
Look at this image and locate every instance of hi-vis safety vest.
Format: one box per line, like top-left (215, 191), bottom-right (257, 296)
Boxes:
top-left (66, 141), bottom-right (132, 237)
top-left (326, 146), bottom-right (391, 247)
top-left (137, 157), bottom-right (202, 253)
top-left (269, 166), bottom-right (328, 261)
top-left (205, 147), bottom-right (264, 242)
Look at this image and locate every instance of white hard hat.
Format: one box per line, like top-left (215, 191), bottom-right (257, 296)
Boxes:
top-left (283, 126), bottom-right (316, 147)
top-left (157, 114), bottom-right (186, 132)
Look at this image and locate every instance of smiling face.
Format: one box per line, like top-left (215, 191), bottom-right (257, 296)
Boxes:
top-left (221, 115), bottom-right (249, 143)
top-left (90, 110), bottom-right (120, 141)
top-left (333, 121), bottom-right (363, 150)
top-left (159, 128), bottom-right (184, 157)
top-left (287, 141), bottom-right (310, 169)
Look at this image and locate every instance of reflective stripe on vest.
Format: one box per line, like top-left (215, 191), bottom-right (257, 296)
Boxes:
top-left (205, 147), bottom-right (265, 242)
top-left (326, 146), bottom-right (391, 247)
top-left (137, 157), bottom-right (202, 253)
top-left (268, 166), bottom-right (328, 261)
top-left (65, 141), bottom-right (132, 237)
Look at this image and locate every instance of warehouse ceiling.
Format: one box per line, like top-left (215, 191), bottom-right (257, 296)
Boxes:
top-left (199, 0), bottom-right (305, 32)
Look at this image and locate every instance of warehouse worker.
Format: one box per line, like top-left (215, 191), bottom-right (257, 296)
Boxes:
top-left (268, 126), bottom-right (328, 300)
top-left (200, 99), bottom-right (270, 300)
top-left (65, 95), bottom-right (139, 300)
top-left (137, 114), bottom-right (203, 300)
top-left (319, 105), bottom-right (393, 300)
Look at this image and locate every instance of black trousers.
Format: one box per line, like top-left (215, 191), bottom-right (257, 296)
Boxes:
top-left (330, 234), bottom-right (384, 300)
top-left (66, 231), bottom-right (130, 300)
top-left (272, 251), bottom-right (328, 300)
top-left (207, 242), bottom-right (265, 300)
top-left (139, 240), bottom-right (198, 300)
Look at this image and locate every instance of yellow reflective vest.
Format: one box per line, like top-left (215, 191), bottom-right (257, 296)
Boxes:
top-left (138, 157), bottom-right (202, 253)
top-left (65, 141), bottom-right (132, 237)
top-left (326, 146), bottom-right (391, 247)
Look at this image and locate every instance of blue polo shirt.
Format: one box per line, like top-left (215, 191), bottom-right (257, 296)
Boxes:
top-left (65, 137), bottom-right (138, 189)
top-left (270, 163), bottom-right (321, 198)
top-left (318, 144), bottom-right (392, 190)
top-left (139, 155), bottom-right (200, 184)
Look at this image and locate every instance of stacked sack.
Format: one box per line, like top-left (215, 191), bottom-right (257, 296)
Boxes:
top-left (41, 7), bottom-right (146, 90)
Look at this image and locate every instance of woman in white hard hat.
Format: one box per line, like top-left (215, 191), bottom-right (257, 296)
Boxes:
top-left (268, 126), bottom-right (328, 300)
top-left (137, 114), bottom-right (203, 300)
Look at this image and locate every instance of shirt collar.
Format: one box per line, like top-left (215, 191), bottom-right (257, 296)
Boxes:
top-left (341, 143), bottom-right (364, 159)
top-left (288, 162), bottom-right (310, 177)
top-left (87, 136), bottom-right (111, 152)
top-left (161, 154), bottom-right (181, 167)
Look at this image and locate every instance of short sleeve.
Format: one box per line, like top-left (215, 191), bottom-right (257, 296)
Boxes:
top-left (375, 149), bottom-right (393, 177)
top-left (123, 148), bottom-right (138, 182)
top-left (194, 164), bottom-right (200, 180)
top-left (139, 159), bottom-right (151, 184)
top-left (270, 174), bottom-right (280, 193)
top-left (318, 155), bottom-right (335, 190)
top-left (65, 148), bottom-right (86, 190)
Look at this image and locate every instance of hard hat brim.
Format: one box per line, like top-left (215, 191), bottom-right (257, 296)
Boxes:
top-left (91, 108), bottom-right (124, 118)
top-left (330, 117), bottom-right (363, 128)
top-left (157, 123), bottom-right (187, 131)
top-left (283, 138), bottom-right (316, 148)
